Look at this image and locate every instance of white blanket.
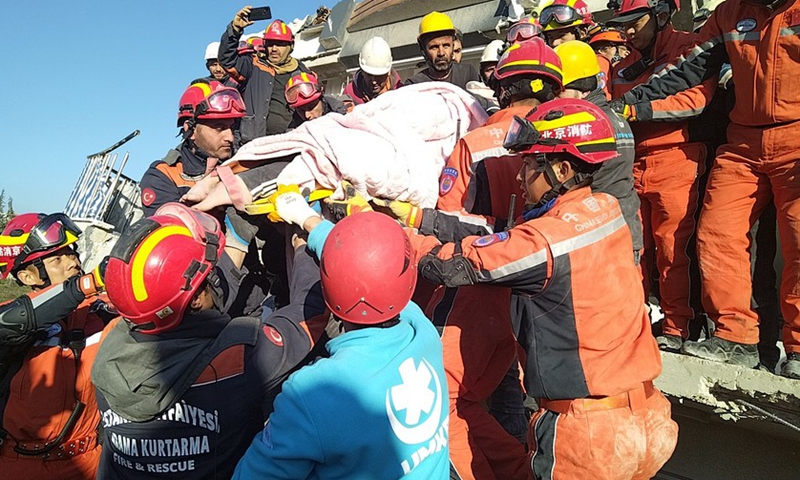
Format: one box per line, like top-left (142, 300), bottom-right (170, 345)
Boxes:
top-left (225, 82), bottom-right (488, 208)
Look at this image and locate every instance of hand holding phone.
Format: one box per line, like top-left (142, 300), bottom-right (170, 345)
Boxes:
top-left (249, 6), bottom-right (272, 21)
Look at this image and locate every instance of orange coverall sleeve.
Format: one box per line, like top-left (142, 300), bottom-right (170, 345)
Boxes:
top-left (408, 223), bottom-right (552, 293)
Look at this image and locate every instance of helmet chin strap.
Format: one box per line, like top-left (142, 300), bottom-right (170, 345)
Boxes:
top-left (531, 159), bottom-right (592, 208)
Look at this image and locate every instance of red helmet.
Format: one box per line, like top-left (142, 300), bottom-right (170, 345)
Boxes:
top-left (607, 0), bottom-right (679, 25)
top-left (105, 203), bottom-right (224, 334)
top-left (177, 80), bottom-right (246, 127)
top-left (539, 0), bottom-right (593, 32)
top-left (320, 212), bottom-right (416, 324)
top-left (494, 37), bottom-right (563, 87)
top-left (506, 17), bottom-right (543, 44)
top-left (285, 72), bottom-right (323, 109)
top-left (264, 20), bottom-right (294, 43)
top-left (504, 98), bottom-right (618, 164)
top-left (0, 213), bottom-right (81, 279)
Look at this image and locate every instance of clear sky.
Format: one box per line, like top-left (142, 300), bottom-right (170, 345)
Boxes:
top-left (1, 1), bottom-right (327, 214)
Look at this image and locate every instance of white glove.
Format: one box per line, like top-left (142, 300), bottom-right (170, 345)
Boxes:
top-left (275, 191), bottom-right (319, 227)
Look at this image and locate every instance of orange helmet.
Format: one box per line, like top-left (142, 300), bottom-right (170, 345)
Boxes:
top-left (588, 29), bottom-right (628, 47)
top-left (104, 203), bottom-right (224, 334)
top-left (285, 72), bottom-right (323, 109)
top-left (264, 20), bottom-right (294, 43)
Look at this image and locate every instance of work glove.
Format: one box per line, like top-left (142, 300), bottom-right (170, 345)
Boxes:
top-left (224, 206), bottom-right (261, 253)
top-left (372, 198), bottom-right (423, 228)
top-left (324, 181), bottom-right (373, 222)
top-left (609, 99), bottom-right (637, 122)
top-left (233, 6), bottom-right (254, 33)
top-left (719, 65), bottom-right (733, 90)
top-left (274, 190), bottom-right (320, 227)
top-left (78, 256), bottom-right (108, 297)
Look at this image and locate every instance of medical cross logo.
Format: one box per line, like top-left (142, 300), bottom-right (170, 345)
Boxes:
top-left (386, 357), bottom-right (443, 445)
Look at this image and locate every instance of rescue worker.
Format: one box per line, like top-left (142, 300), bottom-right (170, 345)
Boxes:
top-left (233, 210), bottom-right (450, 479)
top-left (285, 72), bottom-right (349, 129)
top-left (203, 42), bottom-right (227, 81)
top-left (91, 203), bottom-right (328, 479)
top-left (405, 11), bottom-right (480, 89)
top-left (373, 38), bottom-right (563, 480)
top-left (587, 28), bottom-right (631, 98)
top-left (0, 213), bottom-right (113, 479)
top-left (555, 40), bottom-right (642, 260)
top-left (478, 39), bottom-right (504, 83)
top-left (505, 16), bottom-right (542, 46)
top-left (612, 0), bottom-right (800, 376)
top-left (220, 8), bottom-right (309, 143)
top-left (139, 80), bottom-right (245, 216)
top-left (538, 0), bottom-right (594, 47)
top-left (343, 36), bottom-right (403, 105)
top-left (409, 99), bottom-right (678, 479)
top-left (606, 0), bottom-right (716, 351)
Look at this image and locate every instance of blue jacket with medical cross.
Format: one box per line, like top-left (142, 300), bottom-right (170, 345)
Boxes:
top-left (233, 220), bottom-right (450, 480)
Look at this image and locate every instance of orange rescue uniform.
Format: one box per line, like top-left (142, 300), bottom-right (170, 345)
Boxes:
top-left (0, 293), bottom-right (109, 479)
top-left (411, 188), bottom-right (677, 479)
top-left (424, 106), bottom-right (530, 480)
top-left (611, 24), bottom-right (715, 339)
top-left (620, 0), bottom-right (800, 352)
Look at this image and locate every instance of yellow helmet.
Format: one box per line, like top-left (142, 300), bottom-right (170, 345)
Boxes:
top-left (418, 11), bottom-right (456, 41)
top-left (554, 40), bottom-right (600, 86)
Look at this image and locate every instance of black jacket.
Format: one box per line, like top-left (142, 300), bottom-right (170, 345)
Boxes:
top-left (92, 246), bottom-right (328, 479)
top-left (219, 23), bottom-right (309, 143)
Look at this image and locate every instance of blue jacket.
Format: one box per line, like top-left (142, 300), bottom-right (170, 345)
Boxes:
top-left (233, 220), bottom-right (450, 479)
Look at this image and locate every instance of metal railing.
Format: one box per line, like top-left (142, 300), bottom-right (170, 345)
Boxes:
top-left (64, 130), bottom-right (143, 232)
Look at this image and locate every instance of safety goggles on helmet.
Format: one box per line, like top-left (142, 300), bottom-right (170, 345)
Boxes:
top-left (503, 116), bottom-right (543, 152)
top-left (21, 214), bottom-right (81, 258)
top-left (507, 22), bottom-right (543, 43)
top-left (194, 88), bottom-right (246, 117)
top-left (540, 4), bottom-right (583, 27)
top-left (285, 81), bottom-right (321, 106)
top-left (153, 203), bottom-right (222, 254)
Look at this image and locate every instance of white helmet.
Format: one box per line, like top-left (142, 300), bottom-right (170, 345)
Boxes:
top-left (480, 40), bottom-right (505, 64)
top-left (359, 37), bottom-right (392, 75)
top-left (204, 42), bottom-right (220, 61)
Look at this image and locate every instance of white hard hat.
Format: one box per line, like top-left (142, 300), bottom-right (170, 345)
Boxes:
top-left (359, 37), bottom-right (393, 76)
top-left (480, 40), bottom-right (505, 64)
top-left (205, 42), bottom-right (220, 61)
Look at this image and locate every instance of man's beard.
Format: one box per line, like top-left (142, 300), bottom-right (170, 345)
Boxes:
top-left (431, 58), bottom-right (452, 72)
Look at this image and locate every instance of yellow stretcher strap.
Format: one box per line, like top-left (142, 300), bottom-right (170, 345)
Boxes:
top-left (243, 188), bottom-right (334, 216)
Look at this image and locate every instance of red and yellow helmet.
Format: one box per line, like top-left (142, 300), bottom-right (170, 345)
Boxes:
top-left (539, 0), bottom-right (593, 32)
top-left (606, 0), bottom-right (679, 25)
top-left (0, 213), bottom-right (81, 279)
top-left (177, 80), bottom-right (246, 127)
top-left (285, 72), bottom-right (323, 109)
top-left (264, 20), bottom-right (294, 43)
top-left (493, 37), bottom-right (563, 87)
top-left (504, 98), bottom-right (618, 164)
top-left (104, 203), bottom-right (224, 334)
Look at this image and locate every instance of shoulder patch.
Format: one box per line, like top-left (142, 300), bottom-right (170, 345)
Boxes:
top-left (262, 325), bottom-right (284, 347)
top-left (582, 197), bottom-right (601, 213)
top-left (736, 18), bottom-right (757, 32)
top-left (472, 231), bottom-right (509, 247)
top-left (141, 188), bottom-right (156, 207)
top-left (439, 167), bottom-right (459, 196)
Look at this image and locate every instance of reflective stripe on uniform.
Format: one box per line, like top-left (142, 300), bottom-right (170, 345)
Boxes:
top-left (478, 248), bottom-right (548, 282)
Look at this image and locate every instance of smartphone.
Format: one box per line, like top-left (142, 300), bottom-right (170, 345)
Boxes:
top-left (249, 6), bottom-right (272, 21)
